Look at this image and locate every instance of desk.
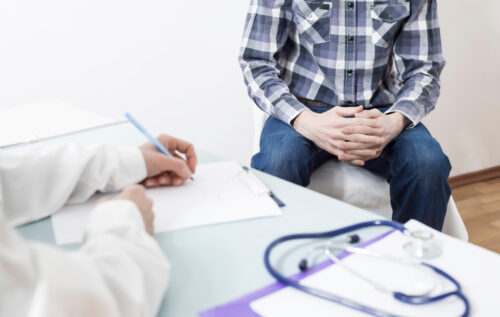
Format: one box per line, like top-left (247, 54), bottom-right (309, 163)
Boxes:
top-left (13, 122), bottom-right (387, 316)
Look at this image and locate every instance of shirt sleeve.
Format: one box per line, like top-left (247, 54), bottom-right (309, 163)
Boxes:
top-left (385, 0), bottom-right (446, 127)
top-left (0, 200), bottom-right (169, 317)
top-left (239, 0), bottom-right (308, 125)
top-left (0, 142), bottom-right (147, 226)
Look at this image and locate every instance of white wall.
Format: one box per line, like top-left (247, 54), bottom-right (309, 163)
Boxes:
top-left (424, 1), bottom-right (500, 176)
top-left (0, 1), bottom-right (499, 175)
top-left (0, 0), bottom-right (256, 164)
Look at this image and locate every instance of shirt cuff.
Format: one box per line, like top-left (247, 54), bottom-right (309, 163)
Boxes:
top-left (86, 200), bottom-right (145, 239)
top-left (116, 147), bottom-right (148, 187)
top-left (274, 96), bottom-right (309, 125)
top-left (384, 100), bottom-right (425, 128)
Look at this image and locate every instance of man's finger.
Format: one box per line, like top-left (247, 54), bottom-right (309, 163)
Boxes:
top-left (333, 105), bottom-right (363, 117)
top-left (342, 125), bottom-right (384, 136)
top-left (355, 109), bottom-right (383, 118)
top-left (344, 133), bottom-right (383, 145)
top-left (343, 159), bottom-right (365, 166)
top-left (337, 117), bottom-right (380, 128)
top-left (350, 160), bottom-right (365, 166)
top-left (323, 142), bottom-right (344, 157)
top-left (337, 153), bottom-right (366, 166)
top-left (351, 117), bottom-right (381, 128)
top-left (344, 149), bottom-right (378, 157)
top-left (336, 140), bottom-right (375, 151)
top-left (338, 152), bottom-right (369, 163)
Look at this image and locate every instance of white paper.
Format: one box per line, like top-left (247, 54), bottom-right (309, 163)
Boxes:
top-left (250, 220), bottom-right (500, 317)
top-left (0, 99), bottom-right (118, 148)
top-left (52, 161), bottom-right (282, 244)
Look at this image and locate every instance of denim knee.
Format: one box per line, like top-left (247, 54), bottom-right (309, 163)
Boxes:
top-left (251, 145), bottom-right (311, 186)
top-left (402, 141), bottom-right (451, 183)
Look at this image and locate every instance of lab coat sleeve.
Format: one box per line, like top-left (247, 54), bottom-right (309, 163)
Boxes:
top-left (0, 200), bottom-right (170, 317)
top-left (0, 142), bottom-right (147, 226)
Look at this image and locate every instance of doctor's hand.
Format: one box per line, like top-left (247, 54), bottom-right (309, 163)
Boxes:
top-left (139, 134), bottom-right (197, 188)
top-left (339, 109), bottom-right (409, 163)
top-left (293, 106), bottom-right (380, 166)
top-left (96, 185), bottom-right (155, 235)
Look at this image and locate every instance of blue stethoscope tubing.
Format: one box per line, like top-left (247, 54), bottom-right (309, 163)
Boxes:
top-left (263, 220), bottom-right (470, 317)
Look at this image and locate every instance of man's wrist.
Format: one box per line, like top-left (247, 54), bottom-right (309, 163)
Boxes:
top-left (388, 112), bottom-right (410, 133)
top-left (292, 110), bottom-right (314, 130)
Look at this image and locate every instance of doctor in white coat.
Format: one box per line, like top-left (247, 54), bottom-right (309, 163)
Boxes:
top-left (0, 134), bottom-right (197, 317)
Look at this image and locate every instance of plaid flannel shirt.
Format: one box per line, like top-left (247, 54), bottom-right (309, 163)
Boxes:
top-left (238, 0), bottom-right (445, 127)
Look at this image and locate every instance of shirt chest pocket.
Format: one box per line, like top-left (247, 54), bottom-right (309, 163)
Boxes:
top-left (371, 1), bottom-right (410, 47)
top-left (292, 0), bottom-right (331, 45)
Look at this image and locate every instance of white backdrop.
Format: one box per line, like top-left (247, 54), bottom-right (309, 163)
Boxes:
top-left (0, 1), bottom-right (499, 175)
top-left (423, 0), bottom-right (500, 176)
top-left (0, 0), bottom-right (255, 164)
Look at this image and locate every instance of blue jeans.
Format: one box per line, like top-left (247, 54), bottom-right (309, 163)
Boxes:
top-left (251, 107), bottom-right (452, 230)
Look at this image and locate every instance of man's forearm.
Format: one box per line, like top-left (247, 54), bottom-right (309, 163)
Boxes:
top-left (388, 0), bottom-right (445, 126)
top-left (239, 0), bottom-right (309, 125)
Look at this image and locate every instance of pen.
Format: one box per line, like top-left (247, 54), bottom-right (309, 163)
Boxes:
top-left (124, 112), bottom-right (194, 181)
top-left (242, 166), bottom-right (285, 207)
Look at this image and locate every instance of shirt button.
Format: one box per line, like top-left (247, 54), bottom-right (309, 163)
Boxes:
top-left (347, 70), bottom-right (353, 76)
top-left (348, 36), bottom-right (354, 42)
top-left (347, 2), bottom-right (354, 9)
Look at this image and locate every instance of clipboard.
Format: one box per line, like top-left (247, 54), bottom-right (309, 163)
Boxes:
top-left (239, 166), bottom-right (285, 208)
top-left (52, 161), bottom-right (285, 245)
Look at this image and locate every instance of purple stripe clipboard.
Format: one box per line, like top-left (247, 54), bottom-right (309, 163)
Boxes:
top-left (199, 229), bottom-right (396, 317)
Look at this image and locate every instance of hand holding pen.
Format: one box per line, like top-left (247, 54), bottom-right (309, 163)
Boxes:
top-left (126, 113), bottom-right (197, 187)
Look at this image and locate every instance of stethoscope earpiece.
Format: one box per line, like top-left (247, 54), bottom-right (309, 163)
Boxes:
top-left (298, 259), bottom-right (308, 271)
top-left (347, 234), bottom-right (360, 244)
top-left (298, 234), bottom-right (360, 272)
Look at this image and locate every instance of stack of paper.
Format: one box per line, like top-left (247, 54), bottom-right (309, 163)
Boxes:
top-left (0, 99), bottom-right (119, 148)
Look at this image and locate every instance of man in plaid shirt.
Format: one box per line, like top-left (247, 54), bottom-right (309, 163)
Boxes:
top-left (239, 0), bottom-right (451, 230)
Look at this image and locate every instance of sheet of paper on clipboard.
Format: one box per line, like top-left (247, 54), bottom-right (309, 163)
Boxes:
top-left (51, 161), bottom-right (283, 244)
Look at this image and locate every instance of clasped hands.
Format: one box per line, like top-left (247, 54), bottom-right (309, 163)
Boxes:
top-left (293, 106), bottom-right (409, 166)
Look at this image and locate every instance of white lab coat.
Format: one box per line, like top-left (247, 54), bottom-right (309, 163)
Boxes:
top-left (0, 142), bottom-right (170, 317)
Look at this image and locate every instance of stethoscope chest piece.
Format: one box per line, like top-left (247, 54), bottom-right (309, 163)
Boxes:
top-left (403, 230), bottom-right (442, 259)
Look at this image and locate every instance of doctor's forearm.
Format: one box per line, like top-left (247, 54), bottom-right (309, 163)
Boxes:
top-left (1, 142), bottom-right (147, 226)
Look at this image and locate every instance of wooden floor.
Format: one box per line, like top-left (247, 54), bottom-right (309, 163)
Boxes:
top-left (453, 177), bottom-right (500, 254)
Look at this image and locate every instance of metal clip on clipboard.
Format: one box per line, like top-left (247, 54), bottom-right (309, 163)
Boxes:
top-left (238, 166), bottom-right (285, 208)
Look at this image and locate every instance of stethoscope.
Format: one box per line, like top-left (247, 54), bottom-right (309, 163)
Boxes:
top-left (264, 220), bottom-right (470, 317)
